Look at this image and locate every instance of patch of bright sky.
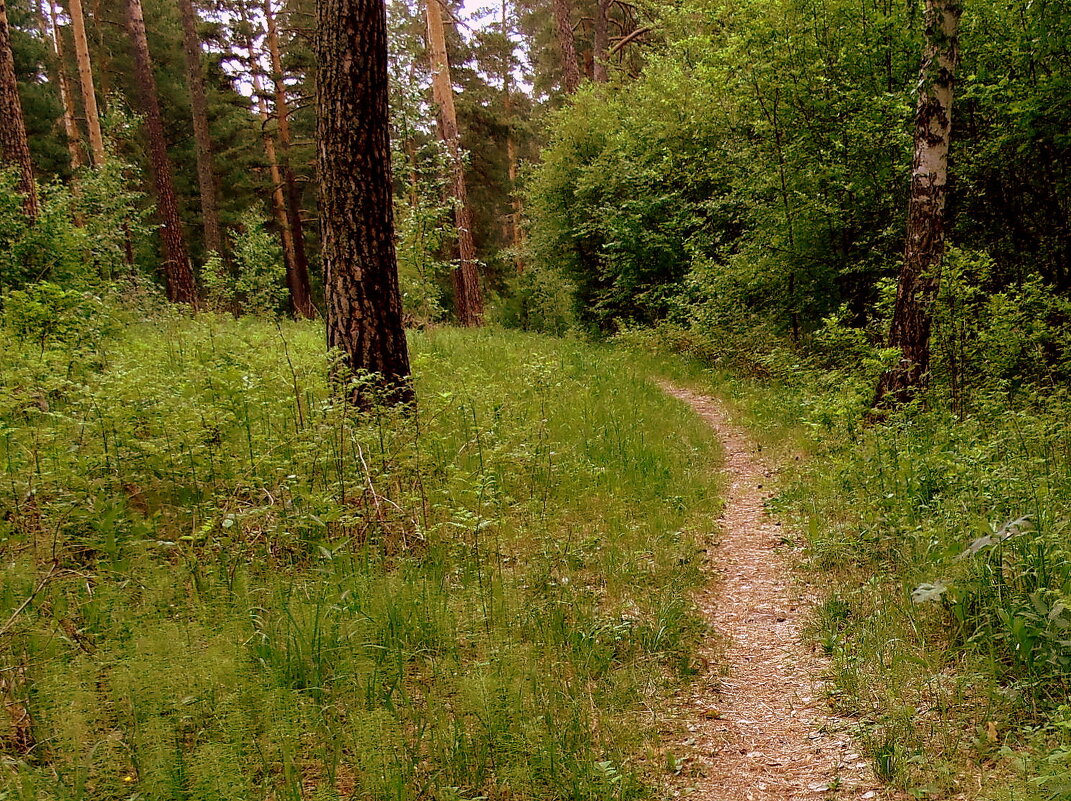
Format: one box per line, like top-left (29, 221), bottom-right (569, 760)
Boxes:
top-left (222, 0), bottom-right (532, 101)
top-left (458, 0), bottom-right (533, 91)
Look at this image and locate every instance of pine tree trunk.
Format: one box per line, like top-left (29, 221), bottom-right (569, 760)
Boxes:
top-left (264, 0), bottom-right (314, 318)
top-left (552, 0), bottom-right (579, 93)
top-left (0, 0), bottom-right (39, 220)
top-left (501, 0), bottom-right (522, 272)
top-left (126, 0), bottom-right (197, 304)
top-left (317, 0), bottom-right (412, 408)
top-left (505, 92), bottom-right (523, 273)
top-left (425, 0), bottom-right (483, 325)
top-left (45, 0), bottom-right (84, 170)
top-left (253, 74), bottom-right (299, 313)
top-left (176, 0), bottom-right (223, 256)
top-left (243, 17), bottom-right (306, 319)
top-left (592, 0), bottom-right (608, 82)
top-left (67, 0), bottom-right (104, 166)
top-left (873, 0), bottom-right (961, 408)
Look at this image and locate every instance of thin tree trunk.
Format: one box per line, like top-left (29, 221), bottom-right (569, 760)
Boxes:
top-left (242, 13), bottom-right (305, 319)
top-left (126, 0), bottom-right (197, 304)
top-left (317, 0), bottom-right (412, 408)
top-left (426, 0), bottom-right (483, 325)
top-left (592, 0), bottom-right (608, 82)
top-left (552, 0), bottom-right (579, 93)
top-left (753, 83), bottom-right (799, 341)
top-left (44, 0), bottom-right (84, 170)
top-left (264, 0), bottom-right (314, 318)
top-left (0, 0), bottom-right (39, 220)
top-left (176, 0), bottom-right (223, 256)
top-left (873, 0), bottom-right (961, 408)
top-left (67, 0), bottom-right (104, 165)
top-left (502, 0), bottom-right (522, 271)
top-left (505, 93), bottom-right (523, 272)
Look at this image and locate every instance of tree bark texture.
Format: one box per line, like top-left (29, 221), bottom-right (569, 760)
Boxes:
top-left (504, 92), bottom-right (523, 272)
top-left (46, 0), bottom-right (84, 170)
top-left (67, 0), bottom-right (105, 165)
top-left (425, 0), bottom-right (483, 325)
top-left (264, 0), bottom-right (314, 318)
top-left (501, 0), bottom-right (522, 272)
top-left (552, 0), bottom-right (579, 93)
top-left (176, 0), bottom-right (223, 256)
top-left (126, 0), bottom-right (197, 304)
top-left (316, 0), bottom-right (412, 407)
top-left (592, 0), bottom-right (608, 82)
top-left (0, 0), bottom-right (40, 220)
top-left (244, 16), bottom-right (307, 319)
top-left (874, 0), bottom-right (961, 408)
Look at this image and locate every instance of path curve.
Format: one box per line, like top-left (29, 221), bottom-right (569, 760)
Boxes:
top-left (662, 383), bottom-right (879, 800)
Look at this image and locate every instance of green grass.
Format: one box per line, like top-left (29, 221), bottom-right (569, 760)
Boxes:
top-left (0, 313), bottom-right (722, 800)
top-left (619, 324), bottom-right (1071, 800)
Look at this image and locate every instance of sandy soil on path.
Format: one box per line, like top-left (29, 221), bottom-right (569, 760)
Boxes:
top-left (661, 382), bottom-right (883, 801)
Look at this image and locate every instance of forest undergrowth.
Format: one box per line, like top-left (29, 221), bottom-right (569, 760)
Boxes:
top-left (0, 309), bottom-right (722, 801)
top-left (620, 326), bottom-right (1071, 801)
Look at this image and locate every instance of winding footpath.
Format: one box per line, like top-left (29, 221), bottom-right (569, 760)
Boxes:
top-left (661, 383), bottom-right (882, 800)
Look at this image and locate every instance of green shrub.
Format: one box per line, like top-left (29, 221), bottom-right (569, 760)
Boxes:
top-left (2, 282), bottom-right (115, 351)
top-left (203, 211), bottom-right (288, 316)
top-left (493, 264), bottom-right (577, 335)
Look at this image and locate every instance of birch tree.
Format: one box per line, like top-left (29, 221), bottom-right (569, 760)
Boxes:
top-left (874, 0), bottom-right (962, 407)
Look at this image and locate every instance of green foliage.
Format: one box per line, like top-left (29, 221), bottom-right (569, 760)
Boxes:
top-left (492, 265), bottom-right (576, 335)
top-left (203, 211), bottom-right (289, 316)
top-left (527, 0), bottom-right (1071, 353)
top-left (527, 0), bottom-right (918, 332)
top-left (0, 316), bottom-right (721, 800)
top-left (933, 249), bottom-right (1071, 407)
top-left (395, 193), bottom-right (452, 325)
top-left (391, 139), bottom-right (455, 325)
top-left (2, 283), bottom-right (115, 352)
top-left (0, 160), bottom-right (152, 294)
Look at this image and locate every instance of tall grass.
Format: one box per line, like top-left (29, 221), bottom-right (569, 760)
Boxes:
top-left (0, 313), bottom-right (721, 800)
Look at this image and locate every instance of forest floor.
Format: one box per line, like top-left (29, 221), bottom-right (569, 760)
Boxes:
top-left (661, 382), bottom-right (884, 801)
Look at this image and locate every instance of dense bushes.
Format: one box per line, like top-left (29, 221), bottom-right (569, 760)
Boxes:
top-left (526, 0), bottom-right (1071, 354)
top-left (0, 162), bottom-right (151, 293)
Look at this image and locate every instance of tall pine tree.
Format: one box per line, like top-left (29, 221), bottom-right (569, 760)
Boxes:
top-left (318, 0), bottom-right (412, 407)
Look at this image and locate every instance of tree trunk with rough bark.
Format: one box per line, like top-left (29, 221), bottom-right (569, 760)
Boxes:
top-left (176, 0), bottom-right (223, 256)
top-left (0, 0), bottom-right (39, 220)
top-left (873, 0), bottom-right (961, 408)
top-left (45, 0), bottom-right (84, 170)
top-left (242, 12), bottom-right (308, 319)
top-left (552, 0), bottom-right (579, 92)
top-left (425, 0), bottom-right (483, 325)
top-left (592, 0), bottom-right (608, 82)
top-left (317, 0), bottom-right (412, 408)
top-left (502, 0), bottom-right (522, 271)
top-left (126, 0), bottom-right (197, 304)
top-left (504, 93), bottom-right (523, 272)
top-left (67, 0), bottom-right (104, 165)
top-left (264, 0), bottom-right (314, 318)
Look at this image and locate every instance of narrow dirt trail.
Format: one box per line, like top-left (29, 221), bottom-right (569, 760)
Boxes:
top-left (661, 383), bottom-right (880, 801)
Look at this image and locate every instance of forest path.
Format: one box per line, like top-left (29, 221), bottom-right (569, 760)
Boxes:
top-left (660, 383), bottom-right (881, 801)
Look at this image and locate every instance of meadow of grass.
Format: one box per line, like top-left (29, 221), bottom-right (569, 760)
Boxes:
top-left (619, 325), bottom-right (1071, 800)
top-left (0, 311), bottom-right (722, 801)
